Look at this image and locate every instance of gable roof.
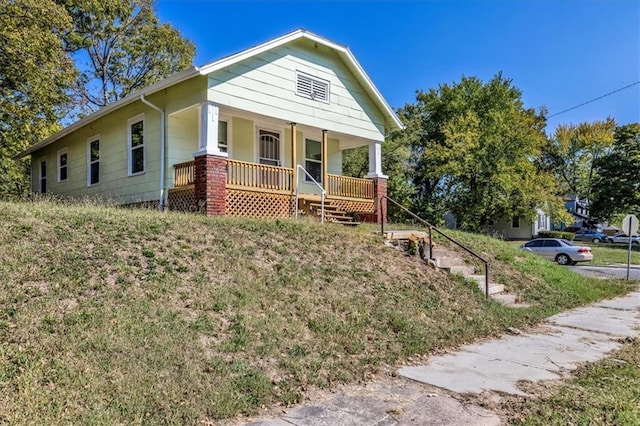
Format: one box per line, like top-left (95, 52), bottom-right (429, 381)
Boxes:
top-left (18, 29), bottom-right (403, 158)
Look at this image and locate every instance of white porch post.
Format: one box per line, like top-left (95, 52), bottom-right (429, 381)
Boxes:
top-left (366, 140), bottom-right (386, 178)
top-left (194, 101), bottom-right (227, 158)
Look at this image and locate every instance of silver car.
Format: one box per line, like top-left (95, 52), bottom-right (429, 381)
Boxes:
top-left (519, 238), bottom-right (594, 265)
top-left (606, 232), bottom-right (640, 245)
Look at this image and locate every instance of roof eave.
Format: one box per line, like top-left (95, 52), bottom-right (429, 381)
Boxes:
top-left (16, 66), bottom-right (200, 158)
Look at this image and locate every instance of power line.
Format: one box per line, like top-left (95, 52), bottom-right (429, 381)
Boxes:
top-left (548, 81), bottom-right (640, 118)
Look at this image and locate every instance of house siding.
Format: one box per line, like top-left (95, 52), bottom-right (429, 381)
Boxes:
top-left (30, 77), bottom-right (206, 204)
top-left (231, 117), bottom-right (254, 163)
top-left (487, 217), bottom-right (536, 240)
top-left (167, 111), bottom-right (198, 182)
top-left (224, 117), bottom-right (342, 194)
top-left (206, 39), bottom-right (386, 142)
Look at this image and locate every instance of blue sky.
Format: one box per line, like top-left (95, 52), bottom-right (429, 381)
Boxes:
top-left (157, 0), bottom-right (639, 133)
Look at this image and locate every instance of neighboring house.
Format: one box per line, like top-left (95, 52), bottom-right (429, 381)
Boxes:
top-left (562, 195), bottom-right (591, 229)
top-left (487, 209), bottom-right (552, 240)
top-left (18, 29), bottom-right (403, 222)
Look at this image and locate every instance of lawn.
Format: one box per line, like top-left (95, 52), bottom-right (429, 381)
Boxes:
top-left (586, 242), bottom-right (640, 266)
top-left (0, 200), bottom-right (636, 423)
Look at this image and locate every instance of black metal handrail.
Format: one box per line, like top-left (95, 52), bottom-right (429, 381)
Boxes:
top-left (379, 195), bottom-right (490, 298)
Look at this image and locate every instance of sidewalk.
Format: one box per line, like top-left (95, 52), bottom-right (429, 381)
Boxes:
top-left (242, 291), bottom-right (640, 425)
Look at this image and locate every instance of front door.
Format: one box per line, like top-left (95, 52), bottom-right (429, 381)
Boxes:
top-left (258, 129), bottom-right (281, 166)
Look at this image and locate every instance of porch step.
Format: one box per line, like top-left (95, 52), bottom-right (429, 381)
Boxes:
top-left (308, 201), bottom-right (359, 227)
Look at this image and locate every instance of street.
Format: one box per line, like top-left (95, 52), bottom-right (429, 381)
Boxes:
top-left (569, 264), bottom-right (640, 280)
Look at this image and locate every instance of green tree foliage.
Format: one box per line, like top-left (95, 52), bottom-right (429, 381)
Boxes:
top-left (342, 134), bottom-right (415, 217)
top-left (542, 119), bottom-right (616, 199)
top-left (590, 123), bottom-right (640, 220)
top-left (57, 0), bottom-right (195, 115)
top-left (0, 0), bottom-right (76, 197)
top-left (400, 73), bottom-right (560, 230)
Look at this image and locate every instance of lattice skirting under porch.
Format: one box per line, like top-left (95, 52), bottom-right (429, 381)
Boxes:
top-left (328, 198), bottom-right (374, 214)
top-left (226, 189), bottom-right (293, 218)
top-left (168, 185), bottom-right (197, 213)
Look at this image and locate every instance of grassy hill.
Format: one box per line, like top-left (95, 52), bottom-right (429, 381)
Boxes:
top-left (0, 200), bottom-right (634, 423)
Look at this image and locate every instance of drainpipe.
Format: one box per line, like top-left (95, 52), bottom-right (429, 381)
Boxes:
top-left (140, 94), bottom-right (166, 211)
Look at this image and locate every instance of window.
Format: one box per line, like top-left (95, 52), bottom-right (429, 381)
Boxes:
top-left (542, 240), bottom-right (560, 247)
top-left (39, 160), bottom-right (47, 194)
top-left (258, 129), bottom-right (281, 166)
top-left (304, 139), bottom-right (322, 183)
top-left (218, 120), bottom-right (228, 153)
top-left (128, 115), bottom-right (145, 175)
top-left (537, 214), bottom-right (546, 229)
top-left (524, 240), bottom-right (543, 248)
top-left (57, 149), bottom-right (68, 182)
top-left (88, 138), bottom-right (100, 186)
top-left (511, 216), bottom-right (520, 229)
top-left (296, 72), bottom-right (330, 103)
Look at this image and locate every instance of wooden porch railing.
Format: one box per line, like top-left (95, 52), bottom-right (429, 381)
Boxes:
top-left (174, 160), bottom-right (372, 200)
top-left (326, 174), bottom-right (374, 199)
top-left (227, 159), bottom-right (293, 193)
top-left (174, 160), bottom-right (195, 187)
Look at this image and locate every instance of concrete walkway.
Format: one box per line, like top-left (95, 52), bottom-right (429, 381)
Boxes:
top-left (242, 291), bottom-right (640, 426)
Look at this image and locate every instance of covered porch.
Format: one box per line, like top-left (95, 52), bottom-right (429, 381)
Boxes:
top-left (166, 102), bottom-right (387, 221)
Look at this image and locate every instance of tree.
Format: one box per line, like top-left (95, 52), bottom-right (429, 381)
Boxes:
top-left (342, 133), bottom-right (415, 217)
top-left (0, 0), bottom-right (76, 197)
top-left (590, 123), bottom-right (640, 221)
top-left (57, 0), bottom-right (195, 116)
top-left (400, 73), bottom-right (561, 230)
top-left (541, 119), bottom-right (616, 199)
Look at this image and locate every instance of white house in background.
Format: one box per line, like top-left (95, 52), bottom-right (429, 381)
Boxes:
top-left (17, 29), bottom-right (403, 222)
top-left (487, 208), bottom-right (552, 240)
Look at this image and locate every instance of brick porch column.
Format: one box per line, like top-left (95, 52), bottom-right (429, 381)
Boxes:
top-left (372, 177), bottom-right (387, 224)
top-left (194, 154), bottom-right (226, 215)
top-left (194, 101), bottom-right (227, 216)
top-left (367, 140), bottom-right (387, 224)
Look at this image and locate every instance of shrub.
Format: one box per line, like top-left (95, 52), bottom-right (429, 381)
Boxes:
top-left (538, 230), bottom-right (575, 240)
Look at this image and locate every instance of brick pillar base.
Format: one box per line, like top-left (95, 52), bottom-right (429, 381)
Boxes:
top-left (372, 177), bottom-right (387, 224)
top-left (194, 154), bottom-right (226, 216)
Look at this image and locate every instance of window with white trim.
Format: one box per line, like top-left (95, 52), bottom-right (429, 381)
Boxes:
top-left (39, 159), bottom-right (47, 194)
top-left (57, 149), bottom-right (68, 182)
top-left (304, 139), bottom-right (322, 183)
top-left (88, 138), bottom-right (100, 186)
top-left (296, 72), bottom-right (330, 103)
top-left (218, 120), bottom-right (228, 153)
top-left (128, 115), bottom-right (145, 175)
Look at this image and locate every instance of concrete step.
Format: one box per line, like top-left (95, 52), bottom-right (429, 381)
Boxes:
top-left (440, 265), bottom-right (476, 275)
top-left (384, 230), bottom-right (429, 240)
top-left (467, 275), bottom-right (504, 295)
top-left (433, 256), bottom-right (466, 268)
top-left (430, 248), bottom-right (452, 258)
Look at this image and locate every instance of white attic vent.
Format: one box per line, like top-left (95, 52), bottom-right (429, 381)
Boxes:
top-left (296, 72), bottom-right (330, 103)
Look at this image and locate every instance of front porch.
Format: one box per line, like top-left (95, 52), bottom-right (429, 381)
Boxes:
top-left (166, 102), bottom-right (387, 222)
top-left (169, 158), bottom-right (380, 221)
